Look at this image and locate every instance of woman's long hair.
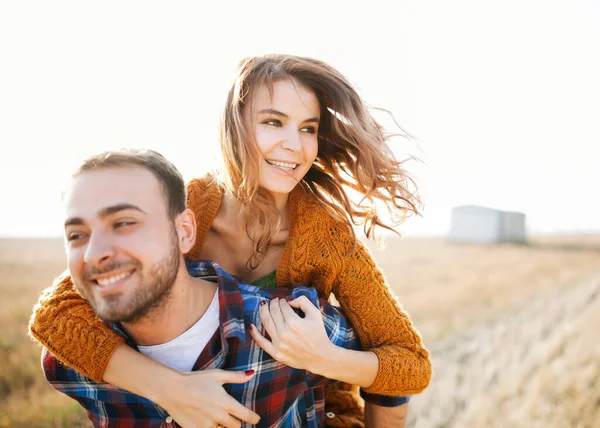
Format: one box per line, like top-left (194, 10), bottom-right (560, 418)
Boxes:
top-left (217, 54), bottom-right (421, 270)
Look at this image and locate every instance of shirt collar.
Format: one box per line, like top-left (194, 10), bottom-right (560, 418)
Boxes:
top-left (186, 259), bottom-right (247, 343)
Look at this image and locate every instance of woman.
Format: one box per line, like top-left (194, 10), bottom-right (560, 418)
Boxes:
top-left (30, 54), bottom-right (431, 427)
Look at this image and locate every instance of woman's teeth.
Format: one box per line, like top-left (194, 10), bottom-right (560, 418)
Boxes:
top-left (267, 160), bottom-right (298, 171)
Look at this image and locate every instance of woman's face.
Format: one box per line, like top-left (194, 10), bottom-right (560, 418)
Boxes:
top-left (246, 78), bottom-right (320, 198)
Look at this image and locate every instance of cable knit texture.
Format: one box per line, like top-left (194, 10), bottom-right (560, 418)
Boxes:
top-left (28, 175), bottom-right (431, 427)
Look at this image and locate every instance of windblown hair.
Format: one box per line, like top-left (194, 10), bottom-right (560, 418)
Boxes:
top-left (218, 54), bottom-right (421, 269)
top-left (73, 149), bottom-right (187, 220)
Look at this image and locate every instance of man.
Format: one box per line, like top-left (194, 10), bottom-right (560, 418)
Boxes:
top-left (42, 149), bottom-right (408, 427)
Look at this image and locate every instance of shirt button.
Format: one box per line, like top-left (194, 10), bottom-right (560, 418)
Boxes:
top-left (165, 416), bottom-right (173, 423)
top-left (326, 412), bottom-right (336, 419)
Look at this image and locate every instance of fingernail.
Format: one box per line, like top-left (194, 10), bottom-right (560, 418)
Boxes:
top-left (260, 300), bottom-right (267, 306)
top-left (249, 324), bottom-right (254, 331)
top-left (285, 296), bottom-right (294, 302)
top-left (245, 370), bottom-right (255, 376)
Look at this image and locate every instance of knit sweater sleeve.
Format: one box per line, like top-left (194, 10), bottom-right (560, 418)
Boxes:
top-left (28, 271), bottom-right (124, 382)
top-left (323, 220), bottom-right (432, 396)
top-left (185, 175), bottom-right (222, 259)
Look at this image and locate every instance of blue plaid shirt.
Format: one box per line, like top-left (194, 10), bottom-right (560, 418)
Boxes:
top-left (43, 260), bottom-right (408, 427)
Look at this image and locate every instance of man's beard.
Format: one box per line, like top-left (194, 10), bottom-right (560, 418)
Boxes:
top-left (76, 229), bottom-right (181, 324)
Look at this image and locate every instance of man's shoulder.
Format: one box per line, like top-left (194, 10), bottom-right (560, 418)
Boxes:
top-left (42, 348), bottom-right (88, 387)
top-left (42, 348), bottom-right (71, 382)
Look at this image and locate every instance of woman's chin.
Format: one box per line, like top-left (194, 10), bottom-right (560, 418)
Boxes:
top-left (259, 179), bottom-right (298, 196)
top-left (263, 185), bottom-right (295, 197)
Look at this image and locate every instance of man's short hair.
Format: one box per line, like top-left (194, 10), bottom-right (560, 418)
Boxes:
top-left (73, 149), bottom-right (186, 219)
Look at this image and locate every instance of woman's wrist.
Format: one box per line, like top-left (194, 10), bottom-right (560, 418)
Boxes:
top-left (315, 345), bottom-right (379, 388)
top-left (145, 365), bottom-right (183, 406)
top-left (309, 342), bottom-right (342, 377)
top-left (103, 343), bottom-right (181, 406)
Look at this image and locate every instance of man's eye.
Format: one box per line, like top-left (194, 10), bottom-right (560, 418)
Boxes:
top-left (114, 220), bottom-right (136, 228)
top-left (67, 232), bottom-right (87, 242)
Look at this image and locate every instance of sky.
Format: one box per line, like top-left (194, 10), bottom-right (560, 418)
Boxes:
top-left (1, 0), bottom-right (599, 238)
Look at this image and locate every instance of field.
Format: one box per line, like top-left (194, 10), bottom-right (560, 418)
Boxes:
top-left (1, 235), bottom-right (600, 427)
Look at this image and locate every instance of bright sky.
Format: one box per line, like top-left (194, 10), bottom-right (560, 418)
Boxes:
top-left (1, 0), bottom-right (598, 238)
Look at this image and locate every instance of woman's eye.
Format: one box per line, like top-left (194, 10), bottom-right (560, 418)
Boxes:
top-left (264, 119), bottom-right (282, 127)
top-left (301, 126), bottom-right (317, 134)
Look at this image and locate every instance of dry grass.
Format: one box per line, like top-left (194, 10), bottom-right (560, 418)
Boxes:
top-left (366, 234), bottom-right (600, 427)
top-left (1, 234), bottom-right (600, 427)
top-left (0, 238), bottom-right (88, 427)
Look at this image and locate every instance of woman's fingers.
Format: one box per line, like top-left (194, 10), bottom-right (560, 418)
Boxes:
top-left (287, 295), bottom-right (321, 319)
top-left (259, 300), bottom-right (279, 343)
top-left (268, 298), bottom-right (285, 329)
top-left (249, 323), bottom-right (277, 358)
top-left (224, 394), bottom-right (260, 425)
top-left (216, 412), bottom-right (243, 428)
top-left (278, 299), bottom-right (301, 331)
top-left (213, 368), bottom-right (255, 385)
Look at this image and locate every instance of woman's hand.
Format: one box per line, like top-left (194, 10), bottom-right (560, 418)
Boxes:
top-left (248, 296), bottom-right (380, 388)
top-left (159, 369), bottom-right (261, 428)
top-left (248, 296), bottom-right (336, 376)
top-left (104, 345), bottom-right (260, 428)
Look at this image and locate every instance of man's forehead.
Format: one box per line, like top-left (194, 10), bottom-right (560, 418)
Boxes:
top-left (64, 167), bottom-right (161, 217)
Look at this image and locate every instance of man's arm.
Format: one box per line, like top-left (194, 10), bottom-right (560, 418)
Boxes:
top-left (365, 403), bottom-right (409, 428)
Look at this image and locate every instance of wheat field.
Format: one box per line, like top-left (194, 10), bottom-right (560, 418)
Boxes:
top-left (1, 235), bottom-right (599, 427)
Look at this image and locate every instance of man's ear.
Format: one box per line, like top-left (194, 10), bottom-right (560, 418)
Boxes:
top-left (175, 208), bottom-right (197, 254)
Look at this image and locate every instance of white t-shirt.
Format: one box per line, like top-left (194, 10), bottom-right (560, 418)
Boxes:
top-left (138, 290), bottom-right (220, 372)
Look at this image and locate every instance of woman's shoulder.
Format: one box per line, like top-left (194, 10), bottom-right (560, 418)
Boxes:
top-left (187, 173), bottom-right (222, 195)
top-left (186, 173), bottom-right (223, 205)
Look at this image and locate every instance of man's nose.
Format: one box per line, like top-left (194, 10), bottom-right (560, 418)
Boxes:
top-left (83, 231), bottom-right (115, 267)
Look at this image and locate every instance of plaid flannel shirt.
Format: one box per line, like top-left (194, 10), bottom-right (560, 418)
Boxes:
top-left (43, 260), bottom-right (408, 428)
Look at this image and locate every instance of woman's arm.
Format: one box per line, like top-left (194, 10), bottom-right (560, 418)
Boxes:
top-left (277, 203), bottom-right (431, 396)
top-left (249, 296), bottom-right (379, 388)
top-left (250, 224), bottom-right (431, 395)
top-left (328, 224), bottom-right (432, 396)
top-left (27, 176), bottom-right (219, 381)
top-left (104, 344), bottom-right (260, 426)
top-left (29, 273), bottom-right (260, 426)
top-left (28, 271), bottom-right (124, 382)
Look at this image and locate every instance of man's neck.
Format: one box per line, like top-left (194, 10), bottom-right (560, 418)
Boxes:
top-left (120, 270), bottom-right (218, 347)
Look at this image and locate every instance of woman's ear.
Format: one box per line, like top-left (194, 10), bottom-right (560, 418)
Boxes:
top-left (175, 208), bottom-right (197, 254)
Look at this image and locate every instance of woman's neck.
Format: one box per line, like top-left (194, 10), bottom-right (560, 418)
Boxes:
top-left (271, 191), bottom-right (289, 215)
top-left (221, 190), bottom-right (291, 232)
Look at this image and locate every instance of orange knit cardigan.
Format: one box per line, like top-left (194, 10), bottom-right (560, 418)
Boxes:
top-left (29, 176), bottom-right (431, 422)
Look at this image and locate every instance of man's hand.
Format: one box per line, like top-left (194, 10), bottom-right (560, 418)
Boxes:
top-left (160, 369), bottom-right (260, 428)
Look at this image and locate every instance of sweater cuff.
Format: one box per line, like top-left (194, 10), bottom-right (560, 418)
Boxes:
top-left (90, 334), bottom-right (127, 382)
top-left (363, 346), bottom-right (432, 395)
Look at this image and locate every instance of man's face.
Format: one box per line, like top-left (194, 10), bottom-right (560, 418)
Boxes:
top-left (63, 166), bottom-right (181, 324)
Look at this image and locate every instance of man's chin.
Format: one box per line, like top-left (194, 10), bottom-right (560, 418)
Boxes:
top-left (94, 308), bottom-right (129, 324)
top-left (92, 298), bottom-right (135, 324)
top-left (95, 301), bottom-right (152, 324)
